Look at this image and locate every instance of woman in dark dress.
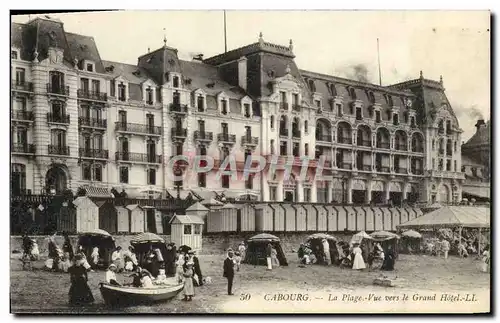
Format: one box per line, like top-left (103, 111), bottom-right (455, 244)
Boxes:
top-left (381, 246), bottom-right (396, 271)
top-left (68, 254), bottom-right (94, 306)
top-left (62, 234), bottom-right (75, 261)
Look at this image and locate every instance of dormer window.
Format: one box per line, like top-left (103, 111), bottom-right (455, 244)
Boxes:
top-left (336, 103), bottom-right (343, 116)
top-left (384, 94), bottom-right (394, 106)
top-left (244, 103), bottom-right (251, 118)
top-left (356, 107), bottom-right (362, 120)
top-left (393, 113), bottom-right (399, 125)
top-left (375, 110), bottom-right (381, 123)
top-left (197, 95), bottom-right (204, 112)
top-left (11, 49), bottom-right (19, 60)
top-left (221, 99), bottom-right (228, 115)
top-left (315, 100), bottom-right (321, 108)
top-left (146, 86), bottom-right (154, 105)
top-left (368, 91), bottom-right (375, 104)
top-left (410, 116), bottom-right (416, 127)
top-left (328, 83), bottom-right (337, 97)
top-left (173, 76), bottom-right (180, 88)
top-left (118, 82), bottom-right (126, 102)
top-left (308, 80), bottom-right (316, 92)
top-left (86, 63), bottom-right (94, 72)
top-left (403, 112), bottom-right (409, 124)
top-left (348, 87), bottom-right (357, 100)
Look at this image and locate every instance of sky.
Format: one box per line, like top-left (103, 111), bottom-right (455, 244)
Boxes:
top-left (11, 10), bottom-right (490, 141)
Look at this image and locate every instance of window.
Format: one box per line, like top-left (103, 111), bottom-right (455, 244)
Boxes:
top-left (51, 129), bottom-right (66, 147)
top-left (446, 160), bottom-right (451, 171)
top-left (147, 168), bottom-right (156, 185)
top-left (356, 107), bottom-right (362, 120)
top-left (222, 175), bottom-right (230, 188)
top-left (94, 164), bottom-right (102, 181)
top-left (270, 140), bottom-right (275, 155)
top-left (82, 164), bottom-right (92, 181)
top-left (183, 224), bottom-right (192, 234)
top-left (244, 103), bottom-right (251, 118)
top-left (245, 174), bottom-right (254, 189)
top-left (146, 87), bottom-right (153, 104)
top-left (16, 128), bottom-right (27, 145)
top-left (118, 110), bottom-right (127, 124)
top-left (173, 76), bottom-right (180, 88)
top-left (194, 224), bottom-right (201, 235)
top-left (86, 63), bottom-right (94, 72)
top-left (173, 91), bottom-right (180, 105)
top-left (270, 115), bottom-right (275, 129)
top-left (410, 116), bottom-right (416, 127)
top-left (432, 158), bottom-right (435, 170)
top-left (336, 104), bottom-right (342, 116)
top-left (438, 159), bottom-right (443, 171)
top-left (305, 143), bottom-right (309, 156)
top-left (404, 112), bottom-right (409, 124)
top-left (368, 91), bottom-right (375, 103)
top-left (94, 134), bottom-right (103, 150)
top-left (197, 95), bottom-right (204, 112)
top-left (280, 141), bottom-right (287, 155)
top-left (454, 141), bottom-right (457, 152)
top-left (472, 167), bottom-right (477, 177)
top-left (375, 110), bottom-right (381, 123)
top-left (393, 113), bottom-right (399, 125)
top-left (198, 120), bottom-right (205, 132)
top-left (221, 99), bottom-right (228, 115)
top-left (280, 91), bottom-right (287, 103)
top-left (308, 80), bottom-right (316, 92)
top-left (120, 166), bottom-right (129, 183)
top-left (269, 186), bottom-right (277, 201)
top-left (221, 122), bottom-right (228, 134)
top-left (293, 143), bottom-right (300, 157)
top-left (348, 87), bottom-right (357, 100)
top-left (454, 160), bottom-right (457, 172)
top-left (118, 82), bottom-right (126, 101)
top-left (315, 100), bottom-right (321, 108)
top-left (110, 80), bottom-right (116, 97)
top-left (91, 80), bottom-right (100, 93)
top-left (11, 164), bottom-right (26, 195)
top-left (432, 140), bottom-right (435, 150)
top-left (293, 93), bottom-right (299, 106)
top-left (15, 68), bottom-right (25, 85)
top-left (11, 50), bottom-right (18, 60)
top-left (304, 188), bottom-right (311, 202)
top-left (198, 173), bottom-right (206, 188)
top-left (15, 97), bottom-right (26, 111)
top-left (304, 120), bottom-right (308, 134)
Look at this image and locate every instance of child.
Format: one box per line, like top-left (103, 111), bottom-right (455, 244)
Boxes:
top-left (182, 262), bottom-right (195, 301)
top-left (234, 251), bottom-right (242, 272)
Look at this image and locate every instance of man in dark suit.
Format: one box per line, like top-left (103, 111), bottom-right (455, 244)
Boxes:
top-left (223, 249), bottom-right (235, 295)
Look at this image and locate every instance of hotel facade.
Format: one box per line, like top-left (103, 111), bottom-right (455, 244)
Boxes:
top-left (10, 17), bottom-right (465, 204)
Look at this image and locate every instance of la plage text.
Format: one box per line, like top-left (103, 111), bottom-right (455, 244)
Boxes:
top-left (258, 293), bottom-right (478, 303)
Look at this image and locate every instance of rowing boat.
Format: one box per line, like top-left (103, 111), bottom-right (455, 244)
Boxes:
top-left (99, 283), bottom-right (184, 306)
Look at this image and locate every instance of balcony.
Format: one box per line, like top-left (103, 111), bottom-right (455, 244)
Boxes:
top-left (79, 117), bottom-right (107, 129)
top-left (115, 122), bottom-right (162, 136)
top-left (337, 137), bottom-right (353, 145)
top-left (217, 133), bottom-right (236, 144)
top-left (412, 146), bottom-right (424, 153)
top-left (338, 162), bottom-right (352, 170)
top-left (11, 80), bottom-right (34, 93)
top-left (357, 139), bottom-right (371, 147)
top-left (358, 165), bottom-right (372, 171)
top-left (77, 89), bottom-right (107, 102)
top-left (194, 131), bottom-right (213, 142)
top-left (47, 113), bottom-right (70, 124)
top-left (241, 135), bottom-right (259, 147)
top-left (411, 168), bottom-right (424, 175)
top-left (48, 145), bottom-right (70, 156)
top-left (376, 142), bottom-right (390, 149)
top-left (395, 167), bottom-right (407, 174)
top-left (11, 143), bottom-right (35, 154)
top-left (292, 130), bottom-right (301, 139)
top-left (279, 128), bottom-right (289, 137)
top-left (279, 102), bottom-right (289, 111)
top-left (375, 166), bottom-right (390, 173)
top-left (11, 110), bottom-right (34, 122)
top-left (115, 152), bottom-right (162, 164)
top-left (79, 148), bottom-right (109, 159)
top-left (292, 104), bottom-right (301, 112)
top-left (46, 84), bottom-right (70, 96)
top-left (170, 103), bottom-right (188, 114)
top-left (316, 134), bottom-right (333, 143)
top-left (171, 128), bottom-right (188, 140)
top-left (395, 143), bottom-right (408, 151)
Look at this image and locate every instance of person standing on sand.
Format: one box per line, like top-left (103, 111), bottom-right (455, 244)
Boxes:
top-left (441, 237), bottom-right (450, 259)
top-left (266, 243), bottom-right (273, 270)
top-left (351, 243), bottom-right (366, 270)
top-left (223, 249), bottom-right (235, 295)
top-left (238, 241), bottom-right (246, 260)
top-left (68, 254), bottom-right (94, 306)
top-left (182, 262), bottom-right (195, 301)
top-left (322, 239), bottom-right (331, 266)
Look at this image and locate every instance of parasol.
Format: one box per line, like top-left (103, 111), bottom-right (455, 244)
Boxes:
top-left (247, 233), bottom-right (280, 242)
top-left (370, 231), bottom-right (400, 241)
top-left (306, 233), bottom-right (337, 242)
top-left (80, 229), bottom-right (112, 237)
top-left (401, 229), bottom-right (422, 239)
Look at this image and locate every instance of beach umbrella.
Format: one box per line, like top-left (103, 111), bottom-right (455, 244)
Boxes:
top-left (248, 233), bottom-right (280, 242)
top-left (130, 232), bottom-right (165, 244)
top-left (306, 233), bottom-right (337, 242)
top-left (370, 231), bottom-right (400, 240)
top-left (80, 229), bottom-right (112, 237)
top-left (401, 230), bottom-right (422, 239)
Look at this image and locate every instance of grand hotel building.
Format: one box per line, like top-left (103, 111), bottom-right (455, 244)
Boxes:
top-left (10, 17), bottom-right (465, 205)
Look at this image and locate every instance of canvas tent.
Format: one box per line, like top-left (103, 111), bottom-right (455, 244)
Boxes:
top-left (244, 233), bottom-right (288, 266)
top-left (397, 206), bottom-right (490, 229)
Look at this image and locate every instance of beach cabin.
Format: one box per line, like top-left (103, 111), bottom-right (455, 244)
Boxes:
top-left (185, 202), bottom-right (210, 231)
top-left (126, 204), bottom-right (145, 233)
top-left (96, 201), bottom-right (118, 234)
top-left (170, 214), bottom-right (204, 251)
top-left (73, 196), bottom-right (99, 233)
top-left (116, 206), bottom-right (129, 233)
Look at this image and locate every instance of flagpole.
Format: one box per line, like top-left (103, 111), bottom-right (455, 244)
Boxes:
top-left (224, 10), bottom-right (228, 53)
top-left (377, 38), bottom-right (382, 86)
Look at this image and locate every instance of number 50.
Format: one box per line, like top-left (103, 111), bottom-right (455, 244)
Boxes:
top-left (240, 294), bottom-right (251, 301)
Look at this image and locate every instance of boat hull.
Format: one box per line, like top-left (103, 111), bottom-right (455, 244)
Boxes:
top-left (100, 283), bottom-right (184, 306)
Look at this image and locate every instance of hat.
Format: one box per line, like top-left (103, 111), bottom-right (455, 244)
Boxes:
top-left (227, 248), bottom-right (233, 252)
top-left (186, 262), bottom-right (194, 267)
top-left (108, 264), bottom-right (117, 270)
top-left (188, 250), bottom-right (195, 255)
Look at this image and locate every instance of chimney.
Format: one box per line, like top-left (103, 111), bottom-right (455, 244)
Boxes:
top-left (192, 54), bottom-right (204, 61)
top-left (475, 119), bottom-right (485, 132)
top-left (238, 56), bottom-right (247, 91)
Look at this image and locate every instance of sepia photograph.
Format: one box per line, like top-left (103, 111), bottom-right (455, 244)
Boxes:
top-left (9, 9), bottom-right (491, 314)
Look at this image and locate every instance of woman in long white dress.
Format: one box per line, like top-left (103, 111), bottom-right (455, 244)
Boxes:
top-left (352, 243), bottom-right (366, 270)
top-left (481, 246), bottom-right (490, 273)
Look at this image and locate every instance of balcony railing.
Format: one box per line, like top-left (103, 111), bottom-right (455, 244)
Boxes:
top-left (115, 122), bottom-right (162, 136)
top-left (280, 102), bottom-right (289, 110)
top-left (357, 139), bottom-right (371, 147)
top-left (292, 104), bottom-right (301, 112)
top-left (376, 142), bottom-right (390, 149)
top-left (358, 165), bottom-right (372, 171)
top-left (241, 135), bottom-right (259, 146)
top-left (411, 168), bottom-right (424, 175)
top-left (194, 131), bottom-right (213, 141)
top-left (337, 137), bottom-right (353, 144)
top-left (217, 133), bottom-right (236, 143)
top-left (316, 134), bottom-right (333, 142)
top-left (46, 84), bottom-right (70, 96)
top-left (11, 80), bottom-right (34, 92)
top-left (79, 117), bottom-right (107, 128)
top-left (292, 130), bottom-right (301, 139)
top-left (395, 167), bottom-right (407, 174)
top-left (77, 89), bottom-right (107, 101)
top-left (48, 145), bottom-right (70, 156)
top-left (11, 110), bottom-right (34, 121)
top-left (47, 113), bottom-right (70, 124)
top-left (339, 162), bottom-right (352, 170)
top-left (395, 144), bottom-right (408, 151)
top-left (115, 152), bottom-right (162, 164)
top-left (11, 143), bottom-right (35, 154)
top-left (279, 128), bottom-right (289, 137)
top-left (376, 166), bottom-right (390, 173)
top-left (169, 103), bottom-right (188, 114)
top-left (171, 128), bottom-right (188, 138)
top-left (412, 146), bottom-right (424, 153)
top-left (79, 148), bottom-right (109, 159)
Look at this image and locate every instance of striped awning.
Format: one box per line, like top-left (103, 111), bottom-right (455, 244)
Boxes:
top-left (80, 185), bottom-right (112, 198)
